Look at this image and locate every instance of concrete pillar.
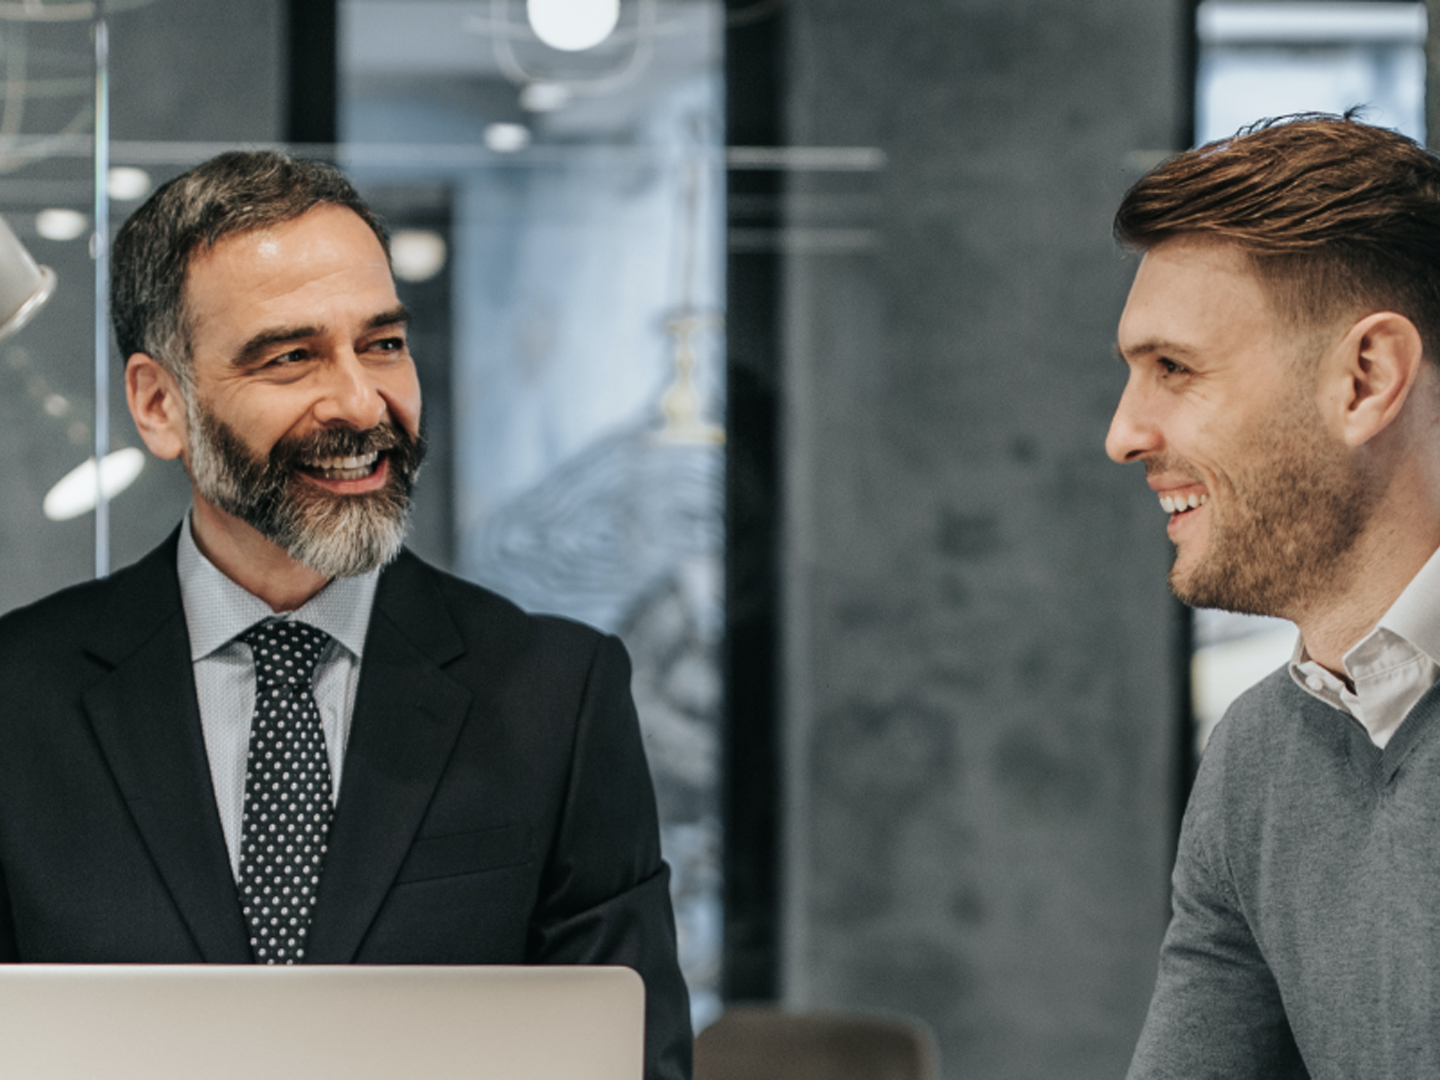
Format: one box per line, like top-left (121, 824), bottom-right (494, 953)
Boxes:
top-left (779, 2), bottom-right (1188, 1076)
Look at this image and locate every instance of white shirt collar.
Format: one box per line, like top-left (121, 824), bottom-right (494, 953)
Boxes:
top-left (1290, 542), bottom-right (1440, 674)
top-left (1372, 541), bottom-right (1440, 666)
top-left (1288, 542), bottom-right (1440, 745)
top-left (176, 512), bottom-right (380, 662)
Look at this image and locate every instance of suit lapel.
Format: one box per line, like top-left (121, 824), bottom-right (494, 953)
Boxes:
top-left (304, 554), bottom-right (471, 963)
top-left (80, 536), bottom-right (252, 963)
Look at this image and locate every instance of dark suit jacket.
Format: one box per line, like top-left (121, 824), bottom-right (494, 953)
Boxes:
top-left (0, 533), bottom-right (692, 1080)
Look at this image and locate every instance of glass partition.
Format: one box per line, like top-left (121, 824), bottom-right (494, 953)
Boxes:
top-left (0, 0), bottom-right (726, 1026)
top-left (338, 0), bottom-right (727, 1025)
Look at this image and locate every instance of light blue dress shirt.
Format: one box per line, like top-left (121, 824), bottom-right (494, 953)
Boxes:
top-left (175, 514), bottom-right (380, 879)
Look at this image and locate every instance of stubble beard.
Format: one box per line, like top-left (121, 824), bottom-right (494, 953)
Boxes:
top-left (1163, 398), bottom-right (1373, 618)
top-left (184, 395), bottom-right (426, 579)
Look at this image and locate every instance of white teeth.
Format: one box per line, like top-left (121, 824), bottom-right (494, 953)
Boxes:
top-left (1159, 492), bottom-right (1208, 515)
top-left (306, 451), bottom-right (379, 471)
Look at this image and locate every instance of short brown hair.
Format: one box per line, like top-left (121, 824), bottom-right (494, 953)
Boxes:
top-left (1115, 114), bottom-right (1440, 355)
top-left (111, 150), bottom-right (388, 392)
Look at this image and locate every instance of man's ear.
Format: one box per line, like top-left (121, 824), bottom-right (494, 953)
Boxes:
top-left (1328, 311), bottom-right (1426, 448)
top-left (125, 353), bottom-right (187, 461)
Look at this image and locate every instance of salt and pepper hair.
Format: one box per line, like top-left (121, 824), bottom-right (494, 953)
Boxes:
top-left (110, 150), bottom-right (389, 393)
top-left (1115, 113), bottom-right (1440, 358)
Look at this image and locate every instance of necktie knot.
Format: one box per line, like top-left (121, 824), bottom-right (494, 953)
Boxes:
top-left (241, 620), bottom-right (330, 689)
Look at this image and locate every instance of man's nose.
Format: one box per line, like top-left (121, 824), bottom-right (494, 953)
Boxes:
top-left (315, 351), bottom-right (387, 430)
top-left (1105, 378), bottom-right (1161, 464)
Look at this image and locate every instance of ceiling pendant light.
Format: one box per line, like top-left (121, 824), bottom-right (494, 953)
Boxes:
top-left (526, 0), bottom-right (620, 52)
top-left (43, 448), bottom-right (145, 522)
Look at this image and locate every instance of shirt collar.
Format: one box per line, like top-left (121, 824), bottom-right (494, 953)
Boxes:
top-left (1289, 541), bottom-right (1440, 679)
top-left (1372, 541), bottom-right (1440, 668)
top-left (176, 512), bottom-right (380, 662)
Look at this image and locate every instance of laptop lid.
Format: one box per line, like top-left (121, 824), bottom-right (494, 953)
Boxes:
top-left (0, 964), bottom-right (644, 1080)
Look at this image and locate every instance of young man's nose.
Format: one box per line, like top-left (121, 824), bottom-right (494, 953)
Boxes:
top-left (1105, 380), bottom-right (1162, 463)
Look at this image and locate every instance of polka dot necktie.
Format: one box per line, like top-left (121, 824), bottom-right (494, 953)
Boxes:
top-left (237, 619), bottom-right (334, 965)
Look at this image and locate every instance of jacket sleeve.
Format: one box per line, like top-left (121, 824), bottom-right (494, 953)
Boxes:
top-left (1127, 739), bottom-right (1307, 1080)
top-left (527, 633), bottom-right (693, 1080)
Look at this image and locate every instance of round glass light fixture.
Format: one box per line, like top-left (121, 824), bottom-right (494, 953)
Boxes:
top-left (526, 0), bottom-right (620, 51)
top-left (390, 230), bottom-right (448, 283)
top-left (35, 209), bottom-right (88, 242)
top-left (43, 448), bottom-right (145, 522)
top-left (106, 166), bottom-right (151, 201)
top-left (484, 122), bottom-right (532, 153)
top-left (520, 81), bottom-right (571, 112)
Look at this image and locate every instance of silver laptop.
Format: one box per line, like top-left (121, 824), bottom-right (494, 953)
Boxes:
top-left (0, 964), bottom-right (644, 1080)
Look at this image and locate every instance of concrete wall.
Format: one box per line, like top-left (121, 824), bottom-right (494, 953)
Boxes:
top-left (778, 2), bottom-right (1189, 1076)
top-left (109, 0), bottom-right (282, 146)
top-left (107, 0), bottom-right (284, 573)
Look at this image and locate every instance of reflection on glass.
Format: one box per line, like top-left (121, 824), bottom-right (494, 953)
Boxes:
top-left (42, 446), bottom-right (144, 522)
top-left (0, 9), bottom-right (119, 612)
top-left (340, 0), bottom-right (726, 1026)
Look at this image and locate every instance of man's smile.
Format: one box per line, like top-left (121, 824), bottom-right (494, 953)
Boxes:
top-left (295, 451), bottom-right (391, 494)
top-left (1159, 491), bottom-right (1208, 515)
top-left (1150, 482), bottom-right (1211, 542)
top-left (300, 450), bottom-right (382, 481)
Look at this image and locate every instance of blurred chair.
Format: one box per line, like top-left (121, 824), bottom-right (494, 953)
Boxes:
top-left (694, 1005), bottom-right (938, 1080)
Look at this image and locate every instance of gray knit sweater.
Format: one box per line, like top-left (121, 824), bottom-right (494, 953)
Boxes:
top-left (1128, 667), bottom-right (1440, 1079)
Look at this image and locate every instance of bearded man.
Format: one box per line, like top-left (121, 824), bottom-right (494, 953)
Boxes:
top-left (0, 151), bottom-right (691, 1080)
top-left (1108, 115), bottom-right (1440, 1079)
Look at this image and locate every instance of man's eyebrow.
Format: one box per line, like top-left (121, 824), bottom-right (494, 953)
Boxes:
top-left (1115, 338), bottom-right (1198, 361)
top-left (365, 305), bottom-right (411, 332)
top-left (230, 305), bottom-right (412, 368)
top-left (232, 325), bottom-right (321, 367)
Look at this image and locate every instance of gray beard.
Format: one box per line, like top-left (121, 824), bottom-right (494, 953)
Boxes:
top-left (184, 396), bottom-right (424, 579)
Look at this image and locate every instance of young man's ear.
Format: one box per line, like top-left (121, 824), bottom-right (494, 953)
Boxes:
top-left (1326, 311), bottom-right (1425, 448)
top-left (125, 354), bottom-right (187, 461)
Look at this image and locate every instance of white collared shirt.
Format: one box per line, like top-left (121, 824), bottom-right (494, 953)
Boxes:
top-left (175, 514), bottom-right (380, 878)
top-left (1290, 543), bottom-right (1440, 748)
